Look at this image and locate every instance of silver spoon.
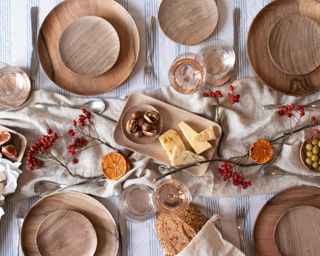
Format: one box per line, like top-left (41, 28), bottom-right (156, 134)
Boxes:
top-left (262, 165), bottom-right (320, 183)
top-left (262, 99), bottom-right (320, 111)
top-left (34, 99), bottom-right (107, 114)
top-left (33, 178), bottom-right (106, 196)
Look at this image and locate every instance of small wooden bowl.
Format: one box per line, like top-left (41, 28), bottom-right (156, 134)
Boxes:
top-left (300, 138), bottom-right (320, 172)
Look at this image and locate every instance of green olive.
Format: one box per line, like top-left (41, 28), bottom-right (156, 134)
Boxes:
top-left (306, 143), bottom-right (313, 151)
top-left (313, 145), bottom-right (319, 155)
top-left (318, 141), bottom-right (320, 147)
top-left (312, 155), bottom-right (319, 162)
top-left (306, 151), bottom-right (313, 158)
top-left (312, 139), bottom-right (319, 145)
top-left (306, 158), bottom-right (313, 165)
top-left (312, 162), bottom-right (319, 168)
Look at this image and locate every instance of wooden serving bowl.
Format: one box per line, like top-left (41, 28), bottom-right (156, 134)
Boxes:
top-left (300, 138), bottom-right (320, 172)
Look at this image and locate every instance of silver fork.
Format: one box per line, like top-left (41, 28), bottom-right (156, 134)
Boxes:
top-left (30, 7), bottom-right (39, 89)
top-left (144, 16), bottom-right (155, 81)
top-left (16, 208), bottom-right (25, 256)
top-left (236, 203), bottom-right (248, 253)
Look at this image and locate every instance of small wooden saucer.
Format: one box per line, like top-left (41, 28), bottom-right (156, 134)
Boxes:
top-left (274, 206), bottom-right (320, 256)
top-left (59, 16), bottom-right (120, 77)
top-left (36, 210), bottom-right (97, 256)
top-left (268, 15), bottom-right (320, 75)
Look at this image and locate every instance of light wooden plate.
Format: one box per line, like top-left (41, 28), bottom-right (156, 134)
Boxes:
top-left (38, 0), bottom-right (140, 95)
top-left (268, 15), bottom-right (320, 75)
top-left (21, 191), bottom-right (119, 256)
top-left (114, 93), bottom-right (222, 176)
top-left (59, 16), bottom-right (120, 77)
top-left (254, 186), bottom-right (320, 256)
top-left (158, 0), bottom-right (218, 45)
top-left (247, 0), bottom-right (320, 96)
top-left (36, 210), bottom-right (98, 256)
top-left (274, 206), bottom-right (320, 256)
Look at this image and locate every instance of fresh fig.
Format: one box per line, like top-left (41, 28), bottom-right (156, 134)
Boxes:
top-left (0, 131), bottom-right (11, 146)
top-left (2, 144), bottom-right (17, 160)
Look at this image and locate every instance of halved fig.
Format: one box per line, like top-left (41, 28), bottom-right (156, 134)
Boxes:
top-left (0, 132), bottom-right (11, 146)
top-left (2, 144), bottom-right (17, 160)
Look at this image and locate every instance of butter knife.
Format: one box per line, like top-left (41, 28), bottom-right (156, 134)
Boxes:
top-left (30, 7), bottom-right (39, 89)
top-left (262, 99), bottom-right (320, 111)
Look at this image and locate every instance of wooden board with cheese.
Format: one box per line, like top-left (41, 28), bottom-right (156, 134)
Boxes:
top-left (114, 93), bottom-right (222, 176)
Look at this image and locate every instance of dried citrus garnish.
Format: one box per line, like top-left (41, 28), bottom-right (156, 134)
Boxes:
top-left (249, 139), bottom-right (273, 164)
top-left (101, 152), bottom-right (128, 180)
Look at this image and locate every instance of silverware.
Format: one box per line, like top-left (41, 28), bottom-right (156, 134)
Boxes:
top-left (33, 178), bottom-right (106, 196)
top-left (262, 165), bottom-right (320, 183)
top-left (231, 7), bottom-right (240, 82)
top-left (34, 99), bottom-right (107, 114)
top-left (144, 16), bottom-right (155, 80)
top-left (262, 99), bottom-right (320, 111)
top-left (16, 209), bottom-right (25, 256)
top-left (236, 203), bottom-right (248, 253)
top-left (30, 7), bottom-right (39, 89)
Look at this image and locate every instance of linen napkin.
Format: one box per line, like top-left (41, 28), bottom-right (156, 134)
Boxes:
top-left (177, 214), bottom-right (244, 256)
top-left (1, 78), bottom-right (320, 200)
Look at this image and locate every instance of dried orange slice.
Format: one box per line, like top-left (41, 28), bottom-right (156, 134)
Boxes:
top-left (101, 152), bottom-right (128, 180)
top-left (249, 139), bottom-right (273, 164)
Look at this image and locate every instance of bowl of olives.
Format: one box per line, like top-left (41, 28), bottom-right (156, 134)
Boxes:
top-left (300, 138), bottom-right (320, 172)
top-left (121, 104), bottom-right (163, 144)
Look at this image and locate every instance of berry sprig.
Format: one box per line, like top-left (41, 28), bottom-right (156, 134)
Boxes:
top-left (278, 103), bottom-right (305, 118)
top-left (216, 161), bottom-right (252, 189)
top-left (203, 85), bottom-right (240, 106)
top-left (307, 116), bottom-right (320, 140)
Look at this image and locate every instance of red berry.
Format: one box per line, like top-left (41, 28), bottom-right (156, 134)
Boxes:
top-left (203, 92), bottom-right (209, 97)
top-left (72, 158), bottom-right (78, 164)
top-left (229, 85), bottom-right (234, 91)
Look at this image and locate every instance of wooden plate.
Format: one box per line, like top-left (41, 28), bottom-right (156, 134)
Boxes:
top-left (121, 104), bottom-right (163, 144)
top-left (268, 15), bottom-right (320, 75)
top-left (36, 210), bottom-right (97, 256)
top-left (247, 0), bottom-right (320, 96)
top-left (114, 93), bottom-right (222, 176)
top-left (21, 191), bottom-right (119, 256)
top-left (274, 206), bottom-right (320, 256)
top-left (158, 0), bottom-right (218, 45)
top-left (254, 186), bottom-right (320, 255)
top-left (38, 0), bottom-right (140, 95)
top-left (59, 16), bottom-right (120, 77)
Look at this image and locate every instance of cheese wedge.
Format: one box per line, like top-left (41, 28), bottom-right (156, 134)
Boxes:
top-left (194, 127), bottom-right (216, 142)
top-left (159, 129), bottom-right (186, 161)
top-left (171, 146), bottom-right (205, 166)
top-left (178, 122), bottom-right (212, 154)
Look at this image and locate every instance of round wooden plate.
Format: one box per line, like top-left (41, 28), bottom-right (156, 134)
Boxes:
top-left (36, 210), bottom-right (98, 256)
top-left (38, 0), bottom-right (140, 95)
top-left (21, 191), bottom-right (119, 256)
top-left (254, 186), bottom-right (320, 256)
top-left (274, 206), bottom-right (320, 256)
top-left (158, 0), bottom-right (218, 45)
top-left (247, 0), bottom-right (320, 96)
top-left (59, 16), bottom-right (120, 77)
top-left (268, 15), bottom-right (320, 76)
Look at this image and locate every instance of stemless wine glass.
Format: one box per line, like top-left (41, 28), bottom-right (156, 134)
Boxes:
top-left (199, 40), bottom-right (235, 86)
top-left (169, 53), bottom-right (207, 94)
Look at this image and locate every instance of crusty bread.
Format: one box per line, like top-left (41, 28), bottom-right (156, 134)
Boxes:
top-left (176, 204), bottom-right (208, 233)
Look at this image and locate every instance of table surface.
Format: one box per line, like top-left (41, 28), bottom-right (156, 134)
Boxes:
top-left (0, 0), bottom-right (274, 255)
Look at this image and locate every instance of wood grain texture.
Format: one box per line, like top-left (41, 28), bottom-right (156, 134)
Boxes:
top-left (254, 186), bottom-right (320, 256)
top-left (247, 0), bottom-right (320, 96)
top-left (36, 210), bottom-right (97, 256)
top-left (114, 93), bottom-right (222, 176)
top-left (158, 0), bottom-right (218, 45)
top-left (21, 191), bottom-right (119, 256)
top-left (268, 15), bottom-right (320, 75)
top-left (274, 206), bottom-right (320, 256)
top-left (59, 16), bottom-right (120, 77)
top-left (38, 0), bottom-right (140, 95)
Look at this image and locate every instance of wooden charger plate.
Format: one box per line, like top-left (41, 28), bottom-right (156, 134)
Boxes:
top-left (158, 0), bottom-right (218, 45)
top-left (21, 191), bottom-right (119, 256)
top-left (254, 186), bottom-right (320, 256)
top-left (247, 0), bottom-right (320, 96)
top-left (36, 210), bottom-right (97, 256)
top-left (38, 0), bottom-right (140, 95)
top-left (114, 93), bottom-right (222, 176)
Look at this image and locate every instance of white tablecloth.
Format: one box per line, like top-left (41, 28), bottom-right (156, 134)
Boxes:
top-left (0, 0), bottom-right (274, 255)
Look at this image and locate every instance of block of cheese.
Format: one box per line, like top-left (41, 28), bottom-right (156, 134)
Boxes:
top-left (178, 122), bottom-right (212, 154)
top-left (159, 129), bottom-right (186, 161)
top-left (171, 146), bottom-right (205, 166)
top-left (194, 126), bottom-right (216, 142)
